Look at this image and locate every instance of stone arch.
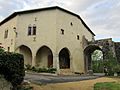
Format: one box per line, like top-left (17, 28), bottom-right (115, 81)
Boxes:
top-left (59, 47), bottom-right (71, 69)
top-left (16, 45), bottom-right (32, 65)
top-left (36, 45), bottom-right (53, 68)
top-left (84, 44), bottom-right (103, 72)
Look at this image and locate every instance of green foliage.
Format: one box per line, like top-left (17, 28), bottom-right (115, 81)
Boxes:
top-left (94, 82), bottom-right (120, 90)
top-left (47, 68), bottom-right (57, 73)
top-left (92, 50), bottom-right (104, 73)
top-left (0, 48), bottom-right (5, 53)
top-left (92, 60), bottom-right (104, 73)
top-left (25, 64), bottom-right (32, 70)
top-left (104, 51), bottom-right (119, 76)
top-left (25, 65), bottom-right (57, 73)
top-left (0, 51), bottom-right (25, 89)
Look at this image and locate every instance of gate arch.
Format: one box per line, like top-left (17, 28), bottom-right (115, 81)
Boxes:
top-left (84, 45), bottom-right (103, 72)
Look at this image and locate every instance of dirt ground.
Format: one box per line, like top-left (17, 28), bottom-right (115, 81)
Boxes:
top-left (30, 77), bottom-right (118, 90)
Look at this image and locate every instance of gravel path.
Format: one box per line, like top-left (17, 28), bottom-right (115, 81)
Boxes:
top-left (25, 72), bottom-right (104, 84)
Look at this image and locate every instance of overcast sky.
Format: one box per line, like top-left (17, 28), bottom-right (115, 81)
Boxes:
top-left (0, 0), bottom-right (120, 41)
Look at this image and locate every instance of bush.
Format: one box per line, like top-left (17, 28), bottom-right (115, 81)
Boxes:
top-left (103, 51), bottom-right (118, 76)
top-left (0, 52), bottom-right (25, 89)
top-left (47, 68), bottom-right (57, 73)
top-left (25, 66), bottom-right (57, 73)
top-left (25, 64), bottom-right (32, 70)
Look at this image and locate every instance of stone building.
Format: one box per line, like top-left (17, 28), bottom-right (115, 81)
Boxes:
top-left (2, 6), bottom-right (119, 74)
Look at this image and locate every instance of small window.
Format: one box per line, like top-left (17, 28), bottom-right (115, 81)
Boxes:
top-left (4, 30), bottom-right (8, 38)
top-left (33, 26), bottom-right (36, 35)
top-left (61, 29), bottom-right (64, 35)
top-left (28, 26), bottom-right (32, 35)
top-left (77, 35), bottom-right (79, 40)
top-left (70, 22), bottom-right (73, 26)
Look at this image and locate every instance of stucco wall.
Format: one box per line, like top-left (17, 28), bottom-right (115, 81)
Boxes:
top-left (0, 16), bottom-right (17, 52)
top-left (15, 9), bottom-right (57, 66)
top-left (56, 9), bottom-right (93, 73)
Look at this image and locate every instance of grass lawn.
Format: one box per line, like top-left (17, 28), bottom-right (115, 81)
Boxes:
top-left (94, 82), bottom-right (120, 90)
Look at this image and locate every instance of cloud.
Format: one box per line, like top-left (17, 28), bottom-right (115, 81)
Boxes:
top-left (0, 0), bottom-right (120, 41)
top-left (81, 0), bottom-right (120, 40)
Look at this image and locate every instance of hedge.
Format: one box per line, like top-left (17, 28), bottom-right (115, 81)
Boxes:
top-left (0, 52), bottom-right (25, 89)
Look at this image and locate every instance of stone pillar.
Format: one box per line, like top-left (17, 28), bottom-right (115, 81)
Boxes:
top-left (32, 52), bottom-right (36, 66)
top-left (53, 53), bottom-right (60, 74)
top-left (32, 55), bottom-right (36, 66)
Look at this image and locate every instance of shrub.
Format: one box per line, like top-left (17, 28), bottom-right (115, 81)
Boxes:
top-left (25, 64), bottom-right (32, 70)
top-left (103, 51), bottom-right (118, 76)
top-left (31, 66), bottom-right (38, 72)
top-left (0, 48), bottom-right (4, 53)
top-left (0, 52), bottom-right (25, 89)
top-left (27, 66), bottom-right (57, 73)
top-left (47, 68), bottom-right (57, 73)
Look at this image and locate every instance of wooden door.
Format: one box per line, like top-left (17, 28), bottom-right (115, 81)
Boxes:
top-left (48, 55), bottom-right (53, 68)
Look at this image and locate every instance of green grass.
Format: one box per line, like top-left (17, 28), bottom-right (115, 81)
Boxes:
top-left (94, 82), bottom-right (120, 90)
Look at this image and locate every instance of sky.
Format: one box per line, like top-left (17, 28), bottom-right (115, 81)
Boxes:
top-left (0, 0), bottom-right (120, 41)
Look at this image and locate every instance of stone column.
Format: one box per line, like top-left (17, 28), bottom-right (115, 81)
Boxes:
top-left (53, 53), bottom-right (60, 74)
top-left (32, 55), bottom-right (36, 66)
top-left (31, 51), bottom-right (36, 66)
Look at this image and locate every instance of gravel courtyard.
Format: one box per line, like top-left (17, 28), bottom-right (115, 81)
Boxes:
top-left (25, 72), bottom-right (103, 84)
top-left (30, 77), bottom-right (117, 90)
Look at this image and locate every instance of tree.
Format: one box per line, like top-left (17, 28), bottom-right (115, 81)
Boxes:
top-left (103, 51), bottom-right (118, 76)
top-left (91, 50), bottom-right (103, 73)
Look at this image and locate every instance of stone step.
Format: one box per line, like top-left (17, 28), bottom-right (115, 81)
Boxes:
top-left (59, 69), bottom-right (74, 75)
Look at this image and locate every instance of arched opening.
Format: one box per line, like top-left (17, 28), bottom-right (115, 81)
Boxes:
top-left (19, 45), bottom-right (32, 65)
top-left (91, 50), bottom-right (103, 73)
top-left (36, 46), bottom-right (53, 68)
top-left (59, 48), bottom-right (70, 69)
top-left (84, 45), bottom-right (103, 73)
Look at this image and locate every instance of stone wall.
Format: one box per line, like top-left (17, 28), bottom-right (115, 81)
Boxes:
top-left (90, 38), bottom-right (120, 62)
top-left (114, 42), bottom-right (120, 63)
top-left (93, 38), bottom-right (116, 59)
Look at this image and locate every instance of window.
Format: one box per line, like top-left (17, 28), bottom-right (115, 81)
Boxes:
top-left (4, 30), bottom-right (8, 38)
top-left (28, 26), bottom-right (32, 35)
top-left (8, 47), bottom-right (10, 52)
top-left (70, 22), bottom-right (73, 26)
top-left (61, 29), bottom-right (64, 35)
top-left (28, 25), bottom-right (37, 36)
top-left (77, 35), bottom-right (79, 40)
top-left (33, 25), bottom-right (36, 35)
